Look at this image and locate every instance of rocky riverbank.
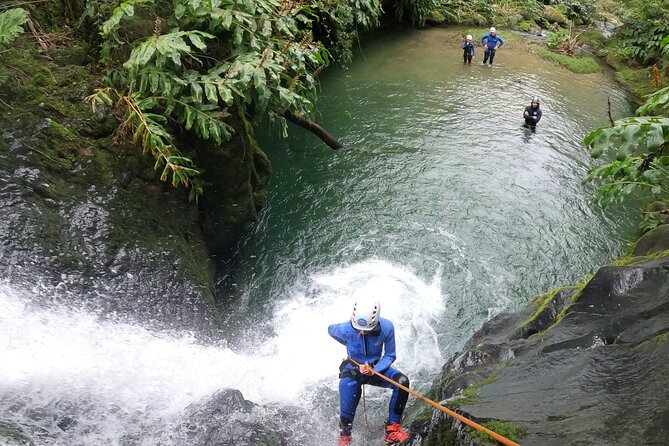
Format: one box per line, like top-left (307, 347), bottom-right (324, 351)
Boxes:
top-left (0, 37), bottom-right (269, 334)
top-left (407, 225), bottom-right (669, 445)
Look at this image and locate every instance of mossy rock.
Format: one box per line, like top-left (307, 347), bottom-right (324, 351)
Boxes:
top-left (426, 9), bottom-right (447, 24)
top-left (544, 5), bottom-right (567, 24)
top-left (578, 29), bottom-right (606, 50)
top-left (633, 225), bottom-right (669, 256)
top-left (51, 45), bottom-right (90, 66)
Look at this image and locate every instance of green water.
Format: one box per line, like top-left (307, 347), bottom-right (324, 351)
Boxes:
top-left (221, 28), bottom-right (638, 362)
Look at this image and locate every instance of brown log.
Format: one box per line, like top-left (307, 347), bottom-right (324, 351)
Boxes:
top-left (282, 110), bottom-right (346, 150)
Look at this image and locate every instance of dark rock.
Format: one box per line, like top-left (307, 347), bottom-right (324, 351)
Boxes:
top-left (592, 20), bottom-right (617, 39)
top-left (51, 45), bottom-right (90, 66)
top-left (190, 109), bottom-right (271, 257)
top-left (154, 389), bottom-right (317, 446)
top-left (0, 38), bottom-right (276, 334)
top-left (410, 256), bottom-right (669, 446)
top-left (0, 421), bottom-right (34, 446)
top-left (633, 224), bottom-right (669, 256)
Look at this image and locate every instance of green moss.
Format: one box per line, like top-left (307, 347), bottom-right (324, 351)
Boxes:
top-left (469, 420), bottom-right (527, 442)
top-left (603, 49), bottom-right (661, 97)
top-left (543, 5), bottom-right (567, 24)
top-left (514, 286), bottom-right (577, 334)
top-left (609, 249), bottom-right (669, 267)
top-left (427, 9), bottom-right (447, 24)
top-left (448, 373), bottom-right (501, 408)
top-left (422, 421), bottom-right (459, 446)
top-left (534, 46), bottom-right (600, 73)
top-left (631, 331), bottom-right (669, 351)
top-left (578, 29), bottom-right (606, 50)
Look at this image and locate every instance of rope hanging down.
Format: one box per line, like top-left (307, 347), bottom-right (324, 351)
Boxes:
top-left (347, 358), bottom-right (520, 446)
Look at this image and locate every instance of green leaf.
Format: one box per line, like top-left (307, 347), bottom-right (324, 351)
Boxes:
top-left (590, 146), bottom-right (604, 159)
top-left (646, 123), bottom-right (665, 152)
top-left (0, 8), bottom-right (29, 46)
top-left (253, 66), bottom-right (266, 91)
top-left (217, 84), bottom-right (234, 106)
top-left (188, 33), bottom-right (208, 52)
top-left (191, 82), bottom-right (203, 102)
top-left (204, 82), bottom-right (218, 103)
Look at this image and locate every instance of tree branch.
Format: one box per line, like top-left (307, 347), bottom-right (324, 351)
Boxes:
top-left (282, 110), bottom-right (346, 150)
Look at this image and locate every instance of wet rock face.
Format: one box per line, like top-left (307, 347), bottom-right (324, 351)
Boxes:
top-left (411, 249), bottom-right (669, 446)
top-left (156, 389), bottom-right (316, 446)
top-left (0, 43), bottom-right (264, 334)
top-left (0, 113), bottom-right (219, 333)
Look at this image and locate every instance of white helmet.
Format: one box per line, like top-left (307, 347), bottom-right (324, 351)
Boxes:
top-left (351, 298), bottom-right (381, 331)
top-left (466, 34), bottom-right (473, 40)
top-left (490, 27), bottom-right (496, 33)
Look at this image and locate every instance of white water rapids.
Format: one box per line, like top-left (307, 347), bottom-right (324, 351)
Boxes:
top-left (0, 259), bottom-right (447, 445)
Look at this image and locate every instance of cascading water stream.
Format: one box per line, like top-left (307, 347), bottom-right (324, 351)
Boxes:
top-left (1, 28), bottom-right (642, 445)
top-left (1, 259), bottom-right (444, 444)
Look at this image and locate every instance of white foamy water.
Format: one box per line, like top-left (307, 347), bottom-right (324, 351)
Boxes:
top-left (0, 259), bottom-right (445, 444)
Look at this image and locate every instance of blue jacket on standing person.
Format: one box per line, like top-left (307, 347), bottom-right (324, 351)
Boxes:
top-left (481, 31), bottom-right (504, 49)
top-left (481, 27), bottom-right (504, 65)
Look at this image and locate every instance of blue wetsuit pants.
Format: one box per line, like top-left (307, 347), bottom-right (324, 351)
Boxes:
top-left (339, 367), bottom-right (409, 425)
top-left (483, 48), bottom-right (496, 64)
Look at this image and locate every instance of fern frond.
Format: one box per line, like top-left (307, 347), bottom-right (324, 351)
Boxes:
top-left (0, 8), bottom-right (28, 46)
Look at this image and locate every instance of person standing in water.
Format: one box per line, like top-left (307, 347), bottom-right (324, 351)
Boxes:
top-left (462, 34), bottom-right (475, 65)
top-left (329, 298), bottom-right (410, 446)
top-left (481, 27), bottom-right (504, 65)
top-left (523, 96), bottom-right (542, 128)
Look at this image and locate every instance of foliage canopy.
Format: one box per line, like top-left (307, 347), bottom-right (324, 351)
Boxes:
top-left (584, 86), bottom-right (669, 229)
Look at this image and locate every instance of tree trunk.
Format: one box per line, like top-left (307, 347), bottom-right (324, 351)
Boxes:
top-left (282, 110), bottom-right (346, 150)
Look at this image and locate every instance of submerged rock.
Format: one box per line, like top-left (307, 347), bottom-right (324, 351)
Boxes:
top-left (151, 389), bottom-right (317, 446)
top-left (410, 244), bottom-right (669, 445)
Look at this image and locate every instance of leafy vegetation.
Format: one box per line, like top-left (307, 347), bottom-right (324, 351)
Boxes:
top-left (584, 86), bottom-right (669, 230)
top-left (396, 0), bottom-right (438, 26)
top-left (0, 7), bottom-right (29, 87)
top-left (534, 46), bottom-right (600, 73)
top-left (82, 0), bottom-right (445, 196)
top-left (86, 0), bottom-right (383, 196)
top-left (609, 0), bottom-right (669, 66)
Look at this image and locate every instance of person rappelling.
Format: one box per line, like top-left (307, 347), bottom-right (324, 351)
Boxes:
top-left (328, 297), bottom-right (410, 445)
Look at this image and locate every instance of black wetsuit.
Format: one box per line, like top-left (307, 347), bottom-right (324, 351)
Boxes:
top-left (462, 41), bottom-right (475, 64)
top-left (524, 105), bottom-right (542, 127)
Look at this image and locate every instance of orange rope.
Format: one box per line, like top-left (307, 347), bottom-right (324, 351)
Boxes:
top-left (347, 358), bottom-right (520, 446)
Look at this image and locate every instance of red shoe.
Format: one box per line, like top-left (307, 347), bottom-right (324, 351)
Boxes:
top-left (338, 434), bottom-right (352, 446)
top-left (384, 423), bottom-right (409, 444)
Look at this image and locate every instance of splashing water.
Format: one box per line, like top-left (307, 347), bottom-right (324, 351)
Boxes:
top-left (0, 258), bottom-right (444, 444)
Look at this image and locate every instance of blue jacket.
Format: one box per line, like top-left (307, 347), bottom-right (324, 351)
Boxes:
top-left (328, 318), bottom-right (397, 374)
top-left (481, 33), bottom-right (504, 49)
top-left (462, 41), bottom-right (475, 55)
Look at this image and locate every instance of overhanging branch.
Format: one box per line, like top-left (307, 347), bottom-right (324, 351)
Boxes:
top-left (282, 110), bottom-right (346, 150)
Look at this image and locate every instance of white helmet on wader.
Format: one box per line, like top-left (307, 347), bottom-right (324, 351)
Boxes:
top-left (490, 27), bottom-right (496, 33)
top-left (351, 298), bottom-right (381, 331)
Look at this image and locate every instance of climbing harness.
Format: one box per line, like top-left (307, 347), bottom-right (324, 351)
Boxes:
top-left (347, 358), bottom-right (521, 446)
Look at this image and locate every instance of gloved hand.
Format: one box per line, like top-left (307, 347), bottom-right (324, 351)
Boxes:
top-left (359, 363), bottom-right (374, 375)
